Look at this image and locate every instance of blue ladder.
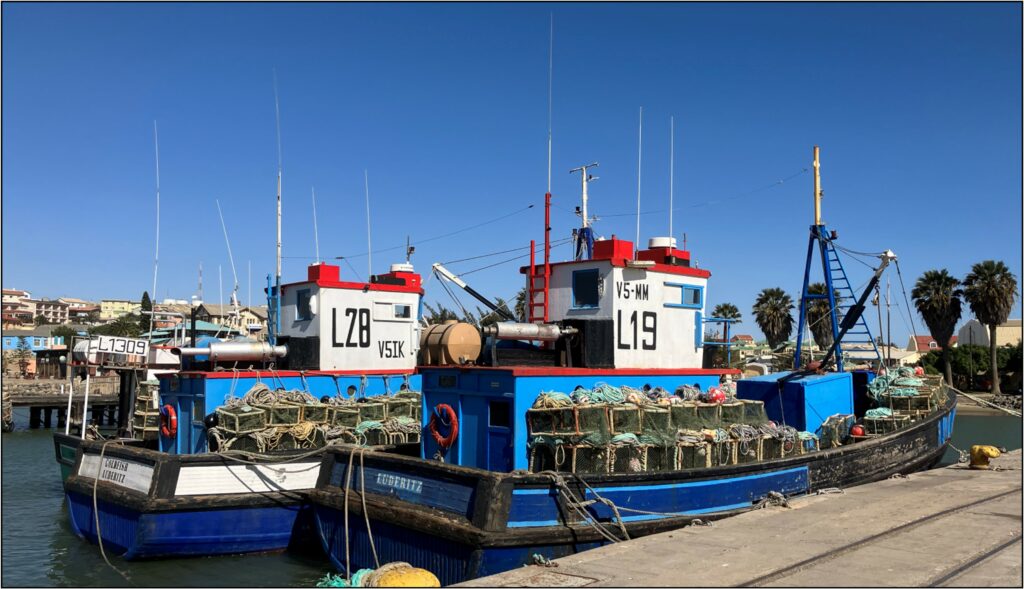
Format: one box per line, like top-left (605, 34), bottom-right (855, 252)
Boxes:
top-left (795, 225), bottom-right (882, 371)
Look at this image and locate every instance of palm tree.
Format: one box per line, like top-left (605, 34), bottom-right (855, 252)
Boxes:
top-left (712, 303), bottom-right (742, 343)
top-left (805, 283), bottom-right (840, 352)
top-left (962, 260), bottom-right (1018, 394)
top-left (753, 288), bottom-right (795, 350)
top-left (712, 303), bottom-right (742, 322)
top-left (911, 269), bottom-right (962, 386)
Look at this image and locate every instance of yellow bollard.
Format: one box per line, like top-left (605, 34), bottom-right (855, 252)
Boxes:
top-left (969, 445), bottom-right (1001, 470)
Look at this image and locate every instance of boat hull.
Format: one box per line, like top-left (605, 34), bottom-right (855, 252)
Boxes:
top-left (63, 442), bottom-right (322, 559)
top-left (310, 390), bottom-right (956, 585)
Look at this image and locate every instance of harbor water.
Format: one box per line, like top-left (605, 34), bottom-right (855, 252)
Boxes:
top-left (2, 407), bottom-right (1020, 587)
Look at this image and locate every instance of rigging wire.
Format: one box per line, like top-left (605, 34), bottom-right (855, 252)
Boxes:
top-left (601, 167), bottom-right (810, 218)
top-left (458, 239), bottom-right (571, 277)
top-left (893, 259), bottom-right (920, 340)
top-left (442, 237), bottom-right (573, 266)
top-left (340, 204), bottom-right (535, 260)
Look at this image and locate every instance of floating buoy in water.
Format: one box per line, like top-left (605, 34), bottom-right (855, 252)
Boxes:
top-left (850, 424), bottom-right (866, 437)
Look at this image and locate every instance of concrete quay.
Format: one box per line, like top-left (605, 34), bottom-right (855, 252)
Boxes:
top-left (461, 451), bottom-right (1022, 587)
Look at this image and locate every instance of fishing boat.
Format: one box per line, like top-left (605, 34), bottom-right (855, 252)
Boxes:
top-left (61, 259), bottom-right (427, 559)
top-left (307, 149), bottom-right (957, 585)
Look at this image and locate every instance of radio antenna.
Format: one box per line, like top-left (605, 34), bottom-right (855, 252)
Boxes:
top-left (272, 69), bottom-right (283, 340)
top-left (311, 186), bottom-right (321, 263)
top-left (635, 106), bottom-right (643, 256)
top-left (364, 169), bottom-right (373, 279)
top-left (215, 199), bottom-right (240, 312)
top-left (150, 120), bottom-right (161, 336)
top-left (669, 115), bottom-right (674, 241)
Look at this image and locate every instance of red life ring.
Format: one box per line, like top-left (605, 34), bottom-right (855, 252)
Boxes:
top-left (160, 404), bottom-right (178, 438)
top-left (428, 404), bottom-right (458, 449)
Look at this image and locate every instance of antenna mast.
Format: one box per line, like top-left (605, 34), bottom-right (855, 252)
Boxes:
top-left (547, 13), bottom-right (553, 194)
top-left (569, 162), bottom-right (598, 260)
top-left (312, 186), bottom-right (321, 264)
top-left (364, 169), bottom-right (373, 279)
top-left (150, 121), bottom-right (161, 336)
top-left (669, 115), bottom-right (674, 240)
top-left (635, 106), bottom-right (643, 256)
top-left (272, 69), bottom-right (283, 341)
top-left (198, 262), bottom-right (203, 303)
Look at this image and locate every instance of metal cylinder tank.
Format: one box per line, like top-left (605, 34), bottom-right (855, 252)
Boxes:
top-left (420, 321), bottom-right (481, 365)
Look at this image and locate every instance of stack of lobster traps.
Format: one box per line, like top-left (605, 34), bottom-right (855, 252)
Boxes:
top-left (208, 385), bottom-right (423, 453)
top-left (850, 367), bottom-right (944, 442)
top-left (526, 383), bottom-right (822, 474)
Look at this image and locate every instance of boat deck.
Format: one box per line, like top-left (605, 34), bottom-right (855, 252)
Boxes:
top-left (459, 450), bottom-right (1022, 587)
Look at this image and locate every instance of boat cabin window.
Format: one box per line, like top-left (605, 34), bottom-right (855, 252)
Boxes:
top-left (296, 289), bottom-right (312, 321)
top-left (373, 302), bottom-right (413, 322)
top-left (682, 286), bottom-right (702, 307)
top-left (489, 400), bottom-right (510, 428)
top-left (572, 269), bottom-right (600, 308)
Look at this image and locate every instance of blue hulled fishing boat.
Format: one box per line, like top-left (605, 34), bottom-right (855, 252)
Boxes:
top-left (307, 150), bottom-right (956, 585)
top-left (63, 259), bottom-right (428, 558)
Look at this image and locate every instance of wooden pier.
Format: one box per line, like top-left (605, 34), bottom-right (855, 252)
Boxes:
top-left (460, 451), bottom-right (1022, 587)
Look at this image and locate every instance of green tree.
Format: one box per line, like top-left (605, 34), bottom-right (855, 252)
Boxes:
top-left (805, 283), bottom-right (841, 351)
top-left (50, 325), bottom-right (79, 349)
top-left (712, 303), bottom-right (742, 322)
top-left (476, 297), bottom-right (512, 327)
top-left (91, 314), bottom-right (143, 337)
top-left (515, 287), bottom-right (527, 322)
top-left (911, 269), bottom-right (962, 386)
top-left (753, 287), bottom-right (795, 350)
top-left (14, 337), bottom-right (32, 376)
top-left (140, 291), bottom-right (153, 333)
top-left (962, 260), bottom-right (1018, 394)
top-left (422, 302), bottom-right (459, 325)
top-left (33, 314), bottom-right (49, 326)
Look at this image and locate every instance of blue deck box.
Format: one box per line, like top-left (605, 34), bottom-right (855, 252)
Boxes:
top-left (736, 371), bottom-right (853, 435)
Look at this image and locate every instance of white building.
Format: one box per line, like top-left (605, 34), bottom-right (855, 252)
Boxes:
top-left (957, 318), bottom-right (1023, 348)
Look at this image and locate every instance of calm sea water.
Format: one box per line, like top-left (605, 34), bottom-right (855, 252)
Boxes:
top-left (2, 407), bottom-right (1021, 587)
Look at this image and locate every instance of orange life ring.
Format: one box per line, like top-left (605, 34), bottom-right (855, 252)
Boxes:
top-left (160, 404), bottom-right (178, 438)
top-left (428, 404), bottom-right (458, 449)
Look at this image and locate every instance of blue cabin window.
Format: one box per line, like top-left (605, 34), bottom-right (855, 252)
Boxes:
top-left (572, 269), bottom-right (600, 308)
top-left (664, 282), bottom-right (704, 310)
top-left (295, 289), bottom-right (312, 321)
top-left (3, 338), bottom-right (10, 346)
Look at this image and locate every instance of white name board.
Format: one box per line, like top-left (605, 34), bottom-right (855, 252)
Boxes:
top-left (174, 462), bottom-right (321, 496)
top-left (95, 336), bottom-right (150, 358)
top-left (79, 454), bottom-right (155, 494)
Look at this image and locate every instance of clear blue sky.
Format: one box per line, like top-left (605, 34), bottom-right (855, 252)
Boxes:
top-left (3, 3), bottom-right (1021, 345)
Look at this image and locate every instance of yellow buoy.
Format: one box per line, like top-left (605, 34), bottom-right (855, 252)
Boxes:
top-left (969, 445), bottom-right (1001, 470)
top-left (365, 562), bottom-right (441, 587)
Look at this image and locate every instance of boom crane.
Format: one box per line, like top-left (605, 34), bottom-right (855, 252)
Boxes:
top-left (431, 263), bottom-right (515, 322)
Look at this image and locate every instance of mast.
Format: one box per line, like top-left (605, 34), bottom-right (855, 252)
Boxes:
top-left (272, 70), bottom-right (283, 341)
top-left (814, 145), bottom-right (822, 226)
top-left (150, 121), bottom-right (161, 337)
top-left (635, 106), bottom-right (643, 256)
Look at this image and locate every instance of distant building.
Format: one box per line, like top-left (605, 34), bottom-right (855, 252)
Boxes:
top-left (30, 299), bottom-right (69, 324)
top-left (100, 299), bottom-right (141, 320)
top-left (907, 335), bottom-right (957, 353)
top-left (957, 318), bottom-right (1023, 348)
top-left (1, 325), bottom-right (72, 376)
top-left (195, 304), bottom-right (268, 339)
top-left (730, 334), bottom-right (755, 344)
top-left (68, 305), bottom-right (101, 324)
top-left (58, 297), bottom-right (96, 309)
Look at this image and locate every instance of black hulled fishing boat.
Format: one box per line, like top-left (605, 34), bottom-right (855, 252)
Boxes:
top-left (307, 148), bottom-right (956, 585)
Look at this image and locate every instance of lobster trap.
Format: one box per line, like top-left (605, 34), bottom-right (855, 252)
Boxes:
top-left (671, 403), bottom-right (702, 431)
top-left (216, 405), bottom-right (268, 435)
top-left (741, 399), bottom-right (769, 425)
top-left (863, 414), bottom-right (911, 435)
top-left (287, 402), bottom-right (330, 425)
top-left (696, 403), bottom-right (722, 429)
top-left (609, 404), bottom-right (643, 435)
top-left (676, 440), bottom-right (711, 469)
top-left (707, 439), bottom-right (738, 467)
top-left (719, 401), bottom-right (745, 425)
top-left (253, 403), bottom-right (301, 427)
top-left (819, 414), bottom-right (856, 448)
